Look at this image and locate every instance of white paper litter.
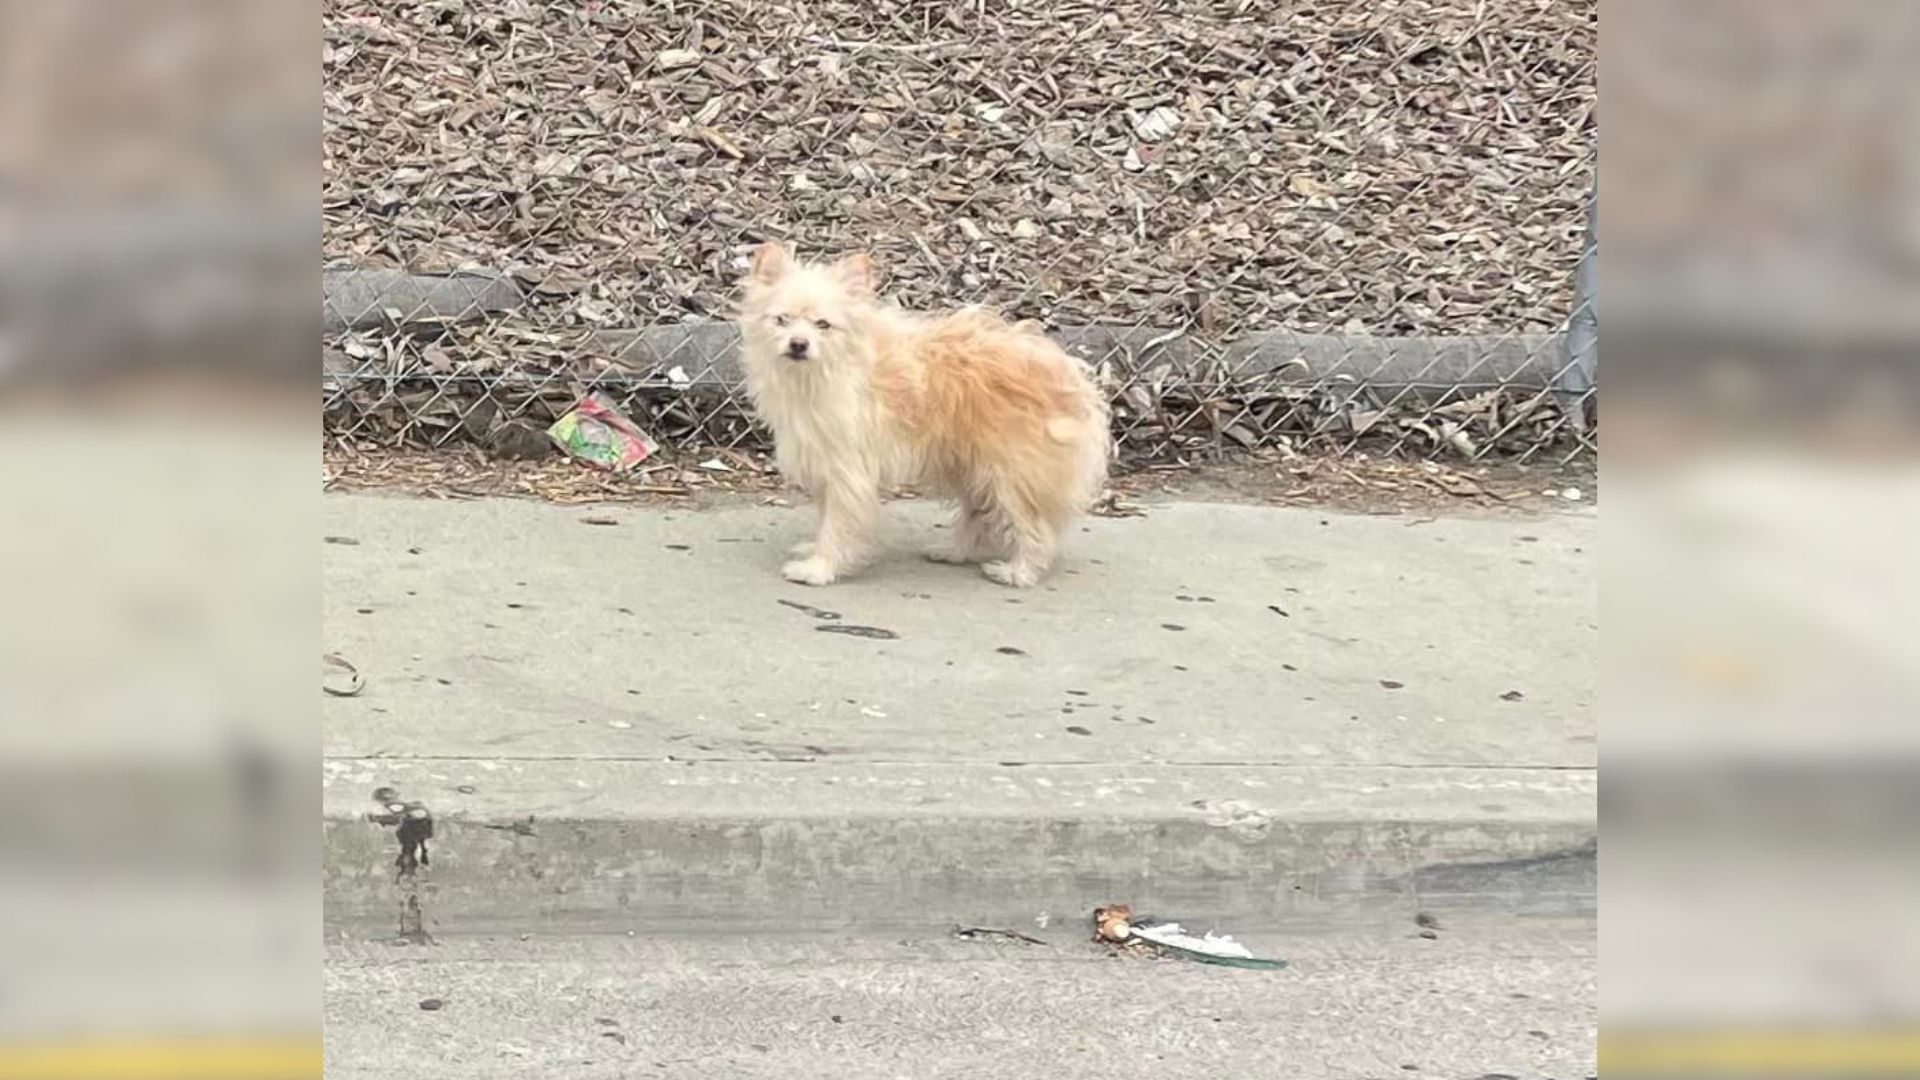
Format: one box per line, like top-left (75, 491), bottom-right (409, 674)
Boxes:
top-left (1129, 922), bottom-right (1255, 959)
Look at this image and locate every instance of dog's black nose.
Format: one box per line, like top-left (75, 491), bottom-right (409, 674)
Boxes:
top-left (786, 338), bottom-right (810, 359)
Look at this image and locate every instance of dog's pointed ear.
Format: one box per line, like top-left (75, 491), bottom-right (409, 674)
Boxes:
top-left (750, 242), bottom-right (791, 283)
top-left (832, 252), bottom-right (876, 296)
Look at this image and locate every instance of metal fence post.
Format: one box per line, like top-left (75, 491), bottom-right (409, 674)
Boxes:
top-left (1557, 185), bottom-right (1598, 431)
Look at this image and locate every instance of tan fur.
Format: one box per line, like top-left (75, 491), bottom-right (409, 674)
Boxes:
top-left (739, 243), bottom-right (1109, 587)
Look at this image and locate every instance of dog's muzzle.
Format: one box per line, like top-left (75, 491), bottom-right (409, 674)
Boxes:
top-left (785, 338), bottom-right (811, 361)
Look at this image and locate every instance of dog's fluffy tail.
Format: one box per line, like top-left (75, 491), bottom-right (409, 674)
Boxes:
top-left (1048, 400), bottom-right (1111, 512)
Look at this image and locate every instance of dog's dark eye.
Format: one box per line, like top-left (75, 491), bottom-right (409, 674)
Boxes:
top-left (772, 314), bottom-right (790, 327)
top-left (815, 319), bottom-right (832, 331)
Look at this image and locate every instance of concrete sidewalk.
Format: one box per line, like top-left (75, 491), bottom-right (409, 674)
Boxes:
top-left (323, 493), bottom-right (1596, 933)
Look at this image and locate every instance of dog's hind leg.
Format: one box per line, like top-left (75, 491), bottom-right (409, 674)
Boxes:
top-left (979, 488), bottom-right (1059, 589)
top-left (925, 497), bottom-right (1002, 565)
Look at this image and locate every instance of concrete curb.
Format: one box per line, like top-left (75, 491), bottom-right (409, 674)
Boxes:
top-left (324, 759), bottom-right (1596, 936)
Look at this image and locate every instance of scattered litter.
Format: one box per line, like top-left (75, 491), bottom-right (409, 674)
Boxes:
top-left (859, 705), bottom-right (888, 719)
top-left (324, 653), bottom-right (365, 697)
top-left (816, 624), bottom-right (900, 640)
top-left (1379, 679), bottom-right (1405, 690)
top-left (698, 457), bottom-right (735, 473)
top-left (1267, 605), bottom-right (1290, 618)
top-left (547, 394), bottom-right (659, 472)
top-left (1092, 903), bottom-right (1288, 970)
top-left (1415, 912), bottom-right (1442, 929)
top-left (580, 514), bottom-right (620, 526)
top-left (419, 998), bottom-right (445, 1011)
top-left (1500, 689), bottom-right (1525, 702)
top-left (1131, 105), bottom-right (1181, 142)
top-left (666, 365), bottom-right (692, 387)
top-left (955, 925), bottom-right (1049, 946)
top-left (777, 598), bottom-right (842, 621)
top-left (1132, 923), bottom-right (1280, 966)
top-left (480, 816), bottom-right (538, 837)
top-left (369, 786), bottom-right (433, 878)
top-left (396, 893), bottom-right (433, 946)
top-left (996, 646), bottom-right (1027, 656)
top-left (609, 720), bottom-right (633, 729)
top-left (1194, 799), bottom-right (1275, 835)
top-left (1090, 492), bottom-right (1146, 518)
top-left (324, 535), bottom-right (361, 546)
top-left (1094, 903), bottom-right (1135, 942)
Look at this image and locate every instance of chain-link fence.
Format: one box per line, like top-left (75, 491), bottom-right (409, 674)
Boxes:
top-left (323, 0), bottom-right (1596, 466)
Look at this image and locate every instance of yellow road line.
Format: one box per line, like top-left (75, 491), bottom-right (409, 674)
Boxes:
top-left (0, 1040), bottom-right (318, 1079)
top-left (1603, 1030), bottom-right (1920, 1074)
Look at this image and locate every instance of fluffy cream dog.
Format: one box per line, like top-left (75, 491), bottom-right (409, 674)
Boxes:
top-left (739, 243), bottom-right (1108, 587)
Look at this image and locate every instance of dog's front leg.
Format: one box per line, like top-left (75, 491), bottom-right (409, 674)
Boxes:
top-left (783, 473), bottom-right (878, 586)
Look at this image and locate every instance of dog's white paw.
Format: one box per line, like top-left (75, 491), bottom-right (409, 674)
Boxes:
top-left (782, 557), bottom-right (838, 586)
top-left (925, 543), bottom-right (977, 565)
top-left (788, 540), bottom-right (817, 558)
top-left (981, 560), bottom-right (1041, 588)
